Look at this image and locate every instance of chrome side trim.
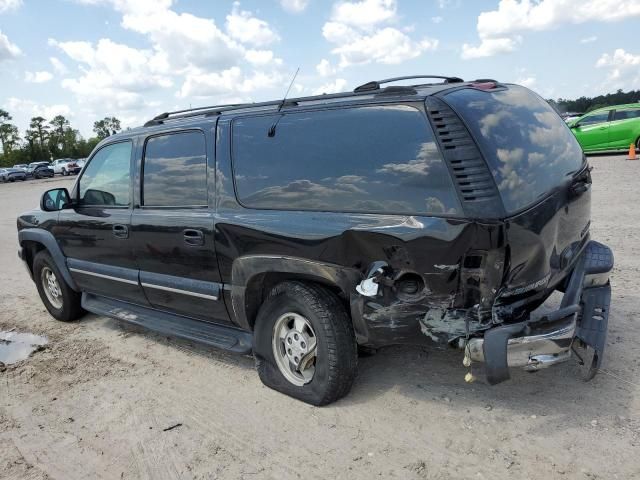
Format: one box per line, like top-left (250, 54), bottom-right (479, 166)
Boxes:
top-left (69, 268), bottom-right (139, 286)
top-left (140, 282), bottom-right (219, 301)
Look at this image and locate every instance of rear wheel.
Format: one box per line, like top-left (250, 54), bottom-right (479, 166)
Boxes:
top-left (253, 281), bottom-right (357, 406)
top-left (33, 250), bottom-right (85, 322)
top-left (61, 168), bottom-right (67, 176)
top-left (635, 137), bottom-right (640, 151)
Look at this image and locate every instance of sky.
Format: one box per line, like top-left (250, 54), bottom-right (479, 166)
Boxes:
top-left (1, 0), bottom-right (639, 138)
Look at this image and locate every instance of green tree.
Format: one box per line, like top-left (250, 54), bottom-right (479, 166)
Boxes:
top-left (29, 116), bottom-right (50, 155)
top-left (93, 116), bottom-right (121, 139)
top-left (0, 109), bottom-right (13, 155)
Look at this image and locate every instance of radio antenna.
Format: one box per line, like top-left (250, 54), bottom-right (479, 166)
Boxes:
top-left (268, 67), bottom-right (300, 137)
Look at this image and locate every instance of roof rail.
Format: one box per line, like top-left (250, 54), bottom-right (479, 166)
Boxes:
top-left (354, 75), bottom-right (464, 93)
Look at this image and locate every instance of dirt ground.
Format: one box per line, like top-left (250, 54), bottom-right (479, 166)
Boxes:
top-left (1, 156), bottom-right (638, 480)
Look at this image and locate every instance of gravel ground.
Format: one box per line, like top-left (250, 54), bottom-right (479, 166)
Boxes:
top-left (0, 157), bottom-right (638, 480)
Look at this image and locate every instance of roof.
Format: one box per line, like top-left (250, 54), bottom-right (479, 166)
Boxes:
top-left (114, 75), bottom-right (485, 138)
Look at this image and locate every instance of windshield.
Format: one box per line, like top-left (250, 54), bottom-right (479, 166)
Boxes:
top-left (444, 85), bottom-right (584, 213)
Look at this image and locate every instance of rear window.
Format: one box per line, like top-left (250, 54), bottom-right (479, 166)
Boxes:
top-left (444, 85), bottom-right (584, 213)
top-left (231, 105), bottom-right (461, 215)
top-left (614, 109), bottom-right (640, 120)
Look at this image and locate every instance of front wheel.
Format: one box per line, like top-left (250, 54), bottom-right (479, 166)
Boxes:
top-left (61, 169), bottom-right (67, 176)
top-left (33, 250), bottom-right (85, 322)
top-left (253, 281), bottom-right (357, 406)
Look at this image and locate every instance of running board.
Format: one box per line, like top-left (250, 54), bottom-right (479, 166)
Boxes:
top-left (82, 293), bottom-right (253, 354)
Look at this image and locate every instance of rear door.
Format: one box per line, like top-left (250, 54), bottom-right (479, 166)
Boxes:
top-left (608, 108), bottom-right (640, 149)
top-left (130, 128), bottom-right (231, 323)
top-left (57, 140), bottom-right (148, 305)
top-left (572, 111), bottom-right (612, 150)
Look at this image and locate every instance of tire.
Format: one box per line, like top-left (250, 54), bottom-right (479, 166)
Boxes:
top-left (253, 281), bottom-right (357, 406)
top-left (635, 137), bottom-right (640, 151)
top-left (33, 250), bottom-right (85, 322)
top-left (9, 177), bottom-right (15, 182)
top-left (62, 169), bottom-right (67, 176)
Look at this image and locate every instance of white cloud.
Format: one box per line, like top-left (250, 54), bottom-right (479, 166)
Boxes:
top-left (280, 0), bottom-right (310, 13)
top-left (331, 0), bottom-right (396, 28)
top-left (50, 37), bottom-right (172, 110)
top-left (331, 28), bottom-right (437, 66)
top-left (225, 3), bottom-right (280, 46)
top-left (178, 67), bottom-right (283, 99)
top-left (52, 1), bottom-right (287, 116)
top-left (0, 0), bottom-right (21, 14)
top-left (312, 78), bottom-right (347, 95)
top-left (0, 29), bottom-right (20, 61)
top-left (580, 35), bottom-right (598, 44)
top-left (516, 75), bottom-right (536, 88)
top-left (49, 56), bottom-right (68, 74)
top-left (431, 16), bottom-right (443, 23)
top-left (6, 97), bottom-right (71, 120)
top-left (596, 48), bottom-right (640, 89)
top-left (322, 0), bottom-right (438, 68)
top-left (464, 0), bottom-right (640, 59)
top-left (25, 70), bottom-right (54, 83)
top-left (316, 58), bottom-right (335, 77)
top-left (462, 36), bottom-right (520, 59)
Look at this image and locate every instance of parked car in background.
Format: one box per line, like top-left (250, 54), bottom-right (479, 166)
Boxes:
top-left (26, 162), bottom-right (51, 176)
top-left (13, 163), bottom-right (28, 172)
top-left (76, 158), bottom-right (86, 169)
top-left (568, 103), bottom-right (640, 152)
top-left (0, 167), bottom-right (27, 182)
top-left (16, 77), bottom-right (613, 405)
top-left (52, 158), bottom-right (82, 176)
top-left (27, 162), bottom-right (54, 179)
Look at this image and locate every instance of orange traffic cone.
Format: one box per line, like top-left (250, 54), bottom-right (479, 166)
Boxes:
top-left (627, 143), bottom-right (637, 160)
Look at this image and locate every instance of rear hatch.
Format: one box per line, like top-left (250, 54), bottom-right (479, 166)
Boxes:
top-left (443, 84), bottom-right (591, 298)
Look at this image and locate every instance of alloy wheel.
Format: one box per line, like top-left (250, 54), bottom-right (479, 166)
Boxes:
top-left (272, 312), bottom-right (317, 386)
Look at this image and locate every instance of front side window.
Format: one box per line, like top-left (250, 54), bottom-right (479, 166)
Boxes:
top-left (231, 105), bottom-right (460, 216)
top-left (580, 111), bottom-right (610, 125)
top-left (613, 109), bottom-right (640, 121)
top-left (142, 131), bottom-right (207, 207)
top-left (79, 141), bottom-right (132, 206)
top-left (444, 85), bottom-right (585, 213)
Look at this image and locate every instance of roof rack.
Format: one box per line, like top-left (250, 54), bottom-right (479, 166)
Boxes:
top-left (142, 76), bottom-right (465, 127)
top-left (354, 75), bottom-right (464, 93)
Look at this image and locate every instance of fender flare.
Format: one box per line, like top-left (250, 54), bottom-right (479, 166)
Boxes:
top-left (230, 255), bottom-right (361, 331)
top-left (18, 228), bottom-right (78, 291)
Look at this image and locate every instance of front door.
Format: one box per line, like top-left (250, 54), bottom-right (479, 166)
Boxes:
top-left (56, 140), bottom-right (148, 305)
top-left (608, 108), bottom-right (640, 149)
top-left (573, 111), bottom-right (611, 150)
top-left (130, 129), bottom-right (230, 323)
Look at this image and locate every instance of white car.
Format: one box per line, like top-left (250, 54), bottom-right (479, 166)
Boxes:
top-left (51, 158), bottom-right (82, 176)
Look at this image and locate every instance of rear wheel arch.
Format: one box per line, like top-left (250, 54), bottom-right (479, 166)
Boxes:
top-left (229, 255), bottom-right (361, 331)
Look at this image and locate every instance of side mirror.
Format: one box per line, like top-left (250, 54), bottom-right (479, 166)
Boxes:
top-left (41, 188), bottom-right (72, 212)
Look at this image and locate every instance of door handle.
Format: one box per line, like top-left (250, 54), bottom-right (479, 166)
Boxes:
top-left (183, 229), bottom-right (204, 246)
top-left (112, 224), bottom-right (129, 239)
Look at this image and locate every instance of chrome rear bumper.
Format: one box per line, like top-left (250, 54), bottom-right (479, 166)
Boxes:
top-left (467, 315), bottom-right (575, 371)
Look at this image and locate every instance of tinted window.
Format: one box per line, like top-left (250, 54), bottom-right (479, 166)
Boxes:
top-left (614, 109), bottom-right (640, 121)
top-left (142, 131), bottom-right (207, 207)
top-left (444, 85), bottom-right (584, 213)
top-left (79, 141), bottom-right (131, 206)
top-left (580, 111), bottom-right (610, 125)
top-left (232, 106), bottom-right (460, 215)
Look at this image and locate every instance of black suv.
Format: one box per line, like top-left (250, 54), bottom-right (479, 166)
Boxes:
top-left (17, 76), bottom-right (613, 405)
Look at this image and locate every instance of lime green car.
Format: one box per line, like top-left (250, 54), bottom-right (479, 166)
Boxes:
top-left (568, 103), bottom-right (640, 152)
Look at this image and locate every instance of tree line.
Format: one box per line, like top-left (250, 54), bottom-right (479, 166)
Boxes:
top-left (550, 89), bottom-right (640, 114)
top-left (0, 109), bottom-right (122, 168)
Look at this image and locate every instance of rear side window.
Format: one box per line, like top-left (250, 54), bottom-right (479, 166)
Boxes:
top-left (79, 141), bottom-right (132, 206)
top-left (613, 109), bottom-right (640, 120)
top-left (231, 106), bottom-right (460, 215)
top-left (142, 131), bottom-right (207, 207)
top-left (444, 85), bottom-right (585, 213)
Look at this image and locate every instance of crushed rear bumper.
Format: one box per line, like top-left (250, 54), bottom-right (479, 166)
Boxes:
top-left (467, 240), bottom-right (613, 384)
